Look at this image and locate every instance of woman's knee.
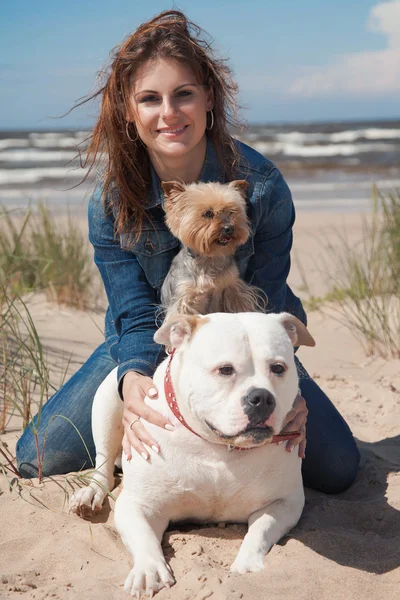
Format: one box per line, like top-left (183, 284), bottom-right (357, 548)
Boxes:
top-left (303, 440), bottom-right (360, 494)
top-left (15, 343), bottom-right (115, 478)
top-left (16, 425), bottom-right (38, 477)
top-left (16, 415), bottom-right (96, 478)
top-left (17, 440), bottom-right (94, 478)
top-left (15, 400), bottom-right (95, 478)
top-left (299, 373), bottom-right (361, 494)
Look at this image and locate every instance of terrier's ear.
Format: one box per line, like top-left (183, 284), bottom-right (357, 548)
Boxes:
top-left (229, 180), bottom-right (249, 196)
top-left (161, 181), bottom-right (186, 201)
top-left (277, 313), bottom-right (316, 347)
top-left (154, 315), bottom-right (209, 348)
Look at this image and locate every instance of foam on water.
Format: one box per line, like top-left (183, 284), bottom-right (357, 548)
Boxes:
top-left (251, 141), bottom-right (397, 157)
top-left (269, 128), bottom-right (400, 144)
top-left (0, 139), bottom-right (30, 150)
top-left (0, 167), bottom-right (85, 185)
top-left (0, 150), bottom-right (78, 162)
top-left (282, 142), bottom-right (397, 157)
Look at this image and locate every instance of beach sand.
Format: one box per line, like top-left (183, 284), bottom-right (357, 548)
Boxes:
top-left (1, 210), bottom-right (399, 600)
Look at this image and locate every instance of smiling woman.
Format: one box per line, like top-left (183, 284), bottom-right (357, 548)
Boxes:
top-left (67, 10), bottom-right (241, 242)
top-left (16, 9), bottom-right (360, 499)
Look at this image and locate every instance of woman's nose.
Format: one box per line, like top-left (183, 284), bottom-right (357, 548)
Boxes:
top-left (160, 97), bottom-right (178, 120)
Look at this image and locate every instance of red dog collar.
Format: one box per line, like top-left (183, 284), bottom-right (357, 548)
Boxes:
top-left (164, 350), bottom-right (300, 448)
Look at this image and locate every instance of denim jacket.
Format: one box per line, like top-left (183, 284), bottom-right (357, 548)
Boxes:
top-left (88, 138), bottom-right (306, 389)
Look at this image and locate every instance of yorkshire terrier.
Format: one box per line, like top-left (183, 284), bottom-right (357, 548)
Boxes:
top-left (160, 180), bottom-right (267, 321)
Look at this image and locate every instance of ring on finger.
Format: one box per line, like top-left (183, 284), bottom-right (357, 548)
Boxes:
top-left (129, 417), bottom-right (141, 430)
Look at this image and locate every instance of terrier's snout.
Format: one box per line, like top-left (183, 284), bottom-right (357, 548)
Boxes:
top-left (242, 387), bottom-right (276, 423)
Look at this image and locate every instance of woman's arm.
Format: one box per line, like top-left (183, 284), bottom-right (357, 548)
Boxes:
top-left (88, 187), bottom-right (164, 385)
top-left (88, 187), bottom-right (172, 457)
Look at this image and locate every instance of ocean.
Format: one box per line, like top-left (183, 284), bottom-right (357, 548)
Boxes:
top-left (1, 119), bottom-right (399, 212)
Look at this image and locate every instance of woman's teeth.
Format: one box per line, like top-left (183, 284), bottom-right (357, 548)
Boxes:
top-left (158, 127), bottom-right (186, 134)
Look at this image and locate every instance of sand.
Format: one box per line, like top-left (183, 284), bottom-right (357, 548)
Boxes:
top-left (1, 210), bottom-right (399, 600)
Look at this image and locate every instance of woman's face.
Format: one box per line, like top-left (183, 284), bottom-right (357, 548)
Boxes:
top-left (129, 58), bottom-right (213, 165)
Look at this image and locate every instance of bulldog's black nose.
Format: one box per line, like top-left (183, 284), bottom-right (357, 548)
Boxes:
top-left (222, 224), bottom-right (234, 235)
top-left (242, 387), bottom-right (276, 424)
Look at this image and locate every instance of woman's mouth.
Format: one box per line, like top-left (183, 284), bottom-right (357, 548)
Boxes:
top-left (156, 126), bottom-right (188, 137)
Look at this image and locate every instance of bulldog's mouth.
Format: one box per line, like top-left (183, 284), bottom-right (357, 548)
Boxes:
top-left (205, 420), bottom-right (274, 446)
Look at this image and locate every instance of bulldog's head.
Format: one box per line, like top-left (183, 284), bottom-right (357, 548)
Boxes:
top-left (154, 312), bottom-right (315, 449)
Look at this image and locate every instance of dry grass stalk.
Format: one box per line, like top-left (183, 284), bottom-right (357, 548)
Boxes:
top-left (298, 188), bottom-right (400, 358)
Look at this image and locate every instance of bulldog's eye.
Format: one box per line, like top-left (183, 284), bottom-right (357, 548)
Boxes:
top-left (203, 209), bottom-right (214, 219)
top-left (218, 365), bottom-right (235, 376)
top-left (270, 363), bottom-right (286, 376)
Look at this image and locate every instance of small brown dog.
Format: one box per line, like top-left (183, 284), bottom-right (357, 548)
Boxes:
top-left (160, 180), bottom-right (267, 320)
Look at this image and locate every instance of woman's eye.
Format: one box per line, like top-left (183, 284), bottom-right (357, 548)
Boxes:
top-left (203, 210), bottom-right (214, 219)
top-left (139, 95), bottom-right (158, 103)
top-left (177, 90), bottom-right (192, 97)
top-left (218, 365), bottom-right (234, 376)
top-left (270, 363), bottom-right (286, 375)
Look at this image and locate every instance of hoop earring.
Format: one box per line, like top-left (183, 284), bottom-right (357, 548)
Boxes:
top-left (126, 121), bottom-right (137, 142)
top-left (206, 110), bottom-right (214, 131)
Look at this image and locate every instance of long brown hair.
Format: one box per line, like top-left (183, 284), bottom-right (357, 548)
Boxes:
top-left (76, 10), bottom-right (243, 238)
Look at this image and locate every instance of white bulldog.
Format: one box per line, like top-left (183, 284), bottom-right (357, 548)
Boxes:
top-left (70, 312), bottom-right (315, 597)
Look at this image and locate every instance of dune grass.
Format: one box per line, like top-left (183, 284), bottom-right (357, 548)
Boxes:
top-left (0, 204), bottom-right (98, 482)
top-left (0, 289), bottom-right (55, 480)
top-left (299, 187), bottom-right (400, 358)
top-left (0, 203), bottom-right (95, 309)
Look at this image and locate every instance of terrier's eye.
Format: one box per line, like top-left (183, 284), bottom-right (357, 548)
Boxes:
top-left (203, 209), bottom-right (214, 219)
top-left (218, 365), bottom-right (235, 376)
top-left (270, 363), bottom-right (286, 376)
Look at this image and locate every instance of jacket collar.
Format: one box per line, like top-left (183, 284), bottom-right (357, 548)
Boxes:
top-left (146, 137), bottom-right (223, 209)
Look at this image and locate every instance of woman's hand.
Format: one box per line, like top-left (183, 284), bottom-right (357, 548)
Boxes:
top-left (121, 371), bottom-right (174, 461)
top-left (280, 393), bottom-right (308, 458)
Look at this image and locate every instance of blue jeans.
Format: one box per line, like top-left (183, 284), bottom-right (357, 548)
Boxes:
top-left (16, 347), bottom-right (360, 494)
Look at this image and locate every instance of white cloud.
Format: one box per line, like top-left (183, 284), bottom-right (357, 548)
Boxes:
top-left (368, 0), bottom-right (400, 48)
top-left (288, 0), bottom-right (400, 97)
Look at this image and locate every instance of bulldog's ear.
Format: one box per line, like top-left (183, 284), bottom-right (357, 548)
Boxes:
top-left (229, 180), bottom-right (248, 196)
top-left (161, 180), bottom-right (186, 201)
top-left (277, 313), bottom-right (316, 347)
top-left (154, 315), bottom-right (208, 348)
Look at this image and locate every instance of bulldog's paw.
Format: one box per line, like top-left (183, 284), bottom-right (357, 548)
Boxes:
top-left (230, 551), bottom-right (265, 574)
top-left (124, 557), bottom-right (175, 597)
top-left (69, 486), bottom-right (105, 519)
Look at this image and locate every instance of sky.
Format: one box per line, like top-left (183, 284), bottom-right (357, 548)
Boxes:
top-left (1, 0), bottom-right (400, 129)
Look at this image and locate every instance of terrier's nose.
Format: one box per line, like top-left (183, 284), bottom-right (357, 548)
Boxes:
top-left (222, 224), bottom-right (234, 235)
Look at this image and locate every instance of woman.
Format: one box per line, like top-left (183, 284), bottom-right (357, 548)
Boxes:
top-left (16, 10), bottom-right (359, 493)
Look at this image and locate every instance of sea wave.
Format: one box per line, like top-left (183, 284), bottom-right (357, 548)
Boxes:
top-left (29, 132), bottom-right (88, 148)
top-left (290, 178), bottom-right (400, 192)
top-left (252, 141), bottom-right (397, 157)
top-left (0, 167), bottom-right (86, 185)
top-left (0, 149), bottom-right (79, 162)
top-left (330, 128), bottom-right (400, 142)
top-left (0, 139), bottom-right (30, 150)
top-left (267, 128), bottom-right (400, 144)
